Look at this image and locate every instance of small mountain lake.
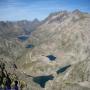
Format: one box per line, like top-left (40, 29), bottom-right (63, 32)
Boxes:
top-left (33, 75), bottom-right (54, 88)
top-left (17, 35), bottom-right (29, 42)
top-left (26, 44), bottom-right (34, 48)
top-left (56, 65), bottom-right (71, 74)
top-left (46, 55), bottom-right (56, 61)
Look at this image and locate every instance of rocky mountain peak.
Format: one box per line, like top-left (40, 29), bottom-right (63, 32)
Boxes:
top-left (42, 10), bottom-right (87, 24)
top-left (72, 9), bottom-right (82, 14)
top-left (32, 18), bottom-right (40, 23)
top-left (43, 10), bottom-right (69, 24)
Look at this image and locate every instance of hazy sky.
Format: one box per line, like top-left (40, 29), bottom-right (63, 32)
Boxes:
top-left (0, 0), bottom-right (90, 21)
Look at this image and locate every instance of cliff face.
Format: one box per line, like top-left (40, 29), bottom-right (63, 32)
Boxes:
top-left (0, 10), bottom-right (90, 90)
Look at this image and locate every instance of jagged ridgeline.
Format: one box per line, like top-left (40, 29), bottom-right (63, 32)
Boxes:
top-left (0, 10), bottom-right (90, 90)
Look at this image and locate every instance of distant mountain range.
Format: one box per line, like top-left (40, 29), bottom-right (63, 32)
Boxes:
top-left (0, 19), bottom-right (41, 38)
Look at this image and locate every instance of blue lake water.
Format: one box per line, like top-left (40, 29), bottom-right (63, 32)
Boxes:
top-left (56, 65), bottom-right (71, 74)
top-left (26, 44), bottom-right (34, 48)
top-left (46, 55), bottom-right (56, 61)
top-left (17, 35), bottom-right (29, 42)
top-left (33, 75), bottom-right (54, 88)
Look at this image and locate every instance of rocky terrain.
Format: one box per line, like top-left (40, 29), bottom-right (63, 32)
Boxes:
top-left (0, 10), bottom-right (90, 90)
